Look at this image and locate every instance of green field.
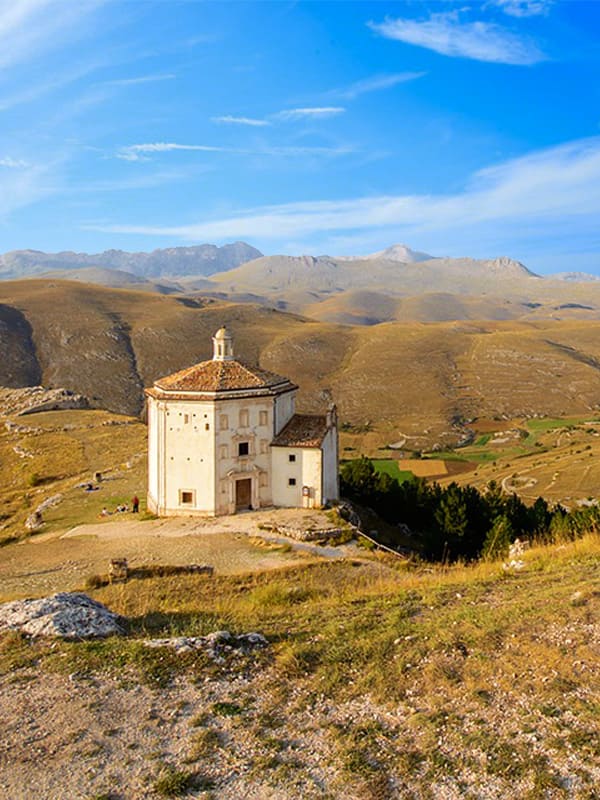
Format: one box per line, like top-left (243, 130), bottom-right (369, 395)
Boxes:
top-left (370, 459), bottom-right (415, 482)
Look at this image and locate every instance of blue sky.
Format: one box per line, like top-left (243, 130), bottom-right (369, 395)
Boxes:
top-left (1, 0), bottom-right (599, 274)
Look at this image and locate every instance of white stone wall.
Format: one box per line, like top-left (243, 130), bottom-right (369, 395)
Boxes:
top-left (213, 396), bottom-right (275, 514)
top-left (162, 399), bottom-right (217, 513)
top-left (271, 446), bottom-right (322, 508)
top-left (273, 390), bottom-right (296, 435)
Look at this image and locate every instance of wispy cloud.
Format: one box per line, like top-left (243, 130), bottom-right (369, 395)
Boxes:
top-left (0, 159), bottom-right (57, 218)
top-left (100, 73), bottom-right (176, 87)
top-left (211, 115), bottom-right (271, 127)
top-left (0, 156), bottom-right (29, 168)
top-left (275, 107), bottom-right (345, 120)
top-left (494, 0), bottom-right (553, 17)
top-left (0, 0), bottom-right (104, 70)
top-left (93, 137), bottom-right (600, 247)
top-left (334, 72), bottom-right (426, 99)
top-left (369, 12), bottom-right (545, 65)
top-left (117, 141), bottom-right (355, 161)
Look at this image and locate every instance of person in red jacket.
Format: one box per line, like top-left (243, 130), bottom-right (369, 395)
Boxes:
top-left (132, 495), bottom-right (140, 513)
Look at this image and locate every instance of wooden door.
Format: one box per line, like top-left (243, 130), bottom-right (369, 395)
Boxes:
top-left (235, 478), bottom-right (252, 510)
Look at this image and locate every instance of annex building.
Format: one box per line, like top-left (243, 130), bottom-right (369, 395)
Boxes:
top-left (146, 326), bottom-right (339, 516)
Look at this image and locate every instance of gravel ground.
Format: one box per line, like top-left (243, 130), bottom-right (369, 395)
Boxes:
top-left (0, 509), bottom-right (357, 600)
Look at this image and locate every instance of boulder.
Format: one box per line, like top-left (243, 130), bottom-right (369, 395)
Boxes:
top-left (0, 592), bottom-right (125, 639)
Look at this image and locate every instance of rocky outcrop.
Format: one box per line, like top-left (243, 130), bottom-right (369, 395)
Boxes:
top-left (0, 386), bottom-right (89, 417)
top-left (144, 630), bottom-right (268, 659)
top-left (0, 592), bottom-right (125, 639)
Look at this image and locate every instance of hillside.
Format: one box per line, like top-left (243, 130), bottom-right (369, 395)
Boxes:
top-left (207, 252), bottom-right (600, 324)
top-left (3, 280), bottom-right (600, 449)
top-left (0, 531), bottom-right (599, 799)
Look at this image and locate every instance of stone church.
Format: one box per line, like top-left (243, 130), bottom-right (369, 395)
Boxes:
top-left (146, 326), bottom-right (339, 516)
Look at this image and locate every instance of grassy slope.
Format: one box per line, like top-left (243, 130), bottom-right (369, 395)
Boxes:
top-left (1, 536), bottom-right (598, 798)
top-left (3, 280), bottom-right (600, 450)
top-left (0, 408), bottom-right (147, 544)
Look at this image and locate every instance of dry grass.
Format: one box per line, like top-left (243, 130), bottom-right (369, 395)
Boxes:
top-left (1, 534), bottom-right (599, 798)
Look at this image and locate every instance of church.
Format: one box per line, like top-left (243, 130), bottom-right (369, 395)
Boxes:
top-left (145, 326), bottom-right (339, 516)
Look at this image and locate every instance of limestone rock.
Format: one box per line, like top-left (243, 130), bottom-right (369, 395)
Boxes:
top-left (0, 592), bottom-right (125, 639)
top-left (144, 630), bottom-right (268, 657)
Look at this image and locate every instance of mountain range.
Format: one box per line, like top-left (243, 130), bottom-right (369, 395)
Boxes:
top-left (0, 242), bottom-right (262, 280)
top-left (2, 242), bottom-right (600, 325)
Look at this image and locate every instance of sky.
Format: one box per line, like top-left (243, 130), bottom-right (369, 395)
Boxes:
top-left (1, 0), bottom-right (599, 274)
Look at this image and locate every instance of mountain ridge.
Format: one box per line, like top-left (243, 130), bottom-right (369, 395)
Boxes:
top-left (0, 242), bottom-right (263, 280)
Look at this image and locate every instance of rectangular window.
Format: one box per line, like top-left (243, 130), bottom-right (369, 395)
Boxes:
top-left (220, 414), bottom-right (228, 430)
top-left (289, 454), bottom-right (296, 462)
top-left (180, 490), bottom-right (193, 504)
top-left (260, 439), bottom-right (268, 454)
top-left (259, 472), bottom-right (268, 488)
top-left (239, 409), bottom-right (249, 428)
top-left (184, 414), bottom-right (190, 424)
top-left (205, 423), bottom-right (210, 431)
top-left (259, 410), bottom-right (268, 426)
top-left (288, 478), bottom-right (296, 486)
top-left (220, 444), bottom-right (229, 459)
top-left (238, 441), bottom-right (249, 457)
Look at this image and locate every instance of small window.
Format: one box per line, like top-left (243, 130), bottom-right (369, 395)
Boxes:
top-left (259, 472), bottom-right (268, 488)
top-left (184, 413), bottom-right (190, 424)
top-left (238, 441), bottom-right (249, 456)
top-left (220, 414), bottom-right (228, 430)
top-left (288, 478), bottom-right (296, 486)
top-left (239, 409), bottom-right (249, 427)
top-left (260, 439), bottom-right (268, 454)
top-left (180, 490), bottom-right (193, 504)
top-left (220, 444), bottom-right (229, 459)
top-left (205, 423), bottom-right (210, 431)
top-left (289, 454), bottom-right (296, 462)
top-left (259, 410), bottom-right (268, 426)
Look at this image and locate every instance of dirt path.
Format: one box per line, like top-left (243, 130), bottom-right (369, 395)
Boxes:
top-left (0, 509), bottom-right (358, 601)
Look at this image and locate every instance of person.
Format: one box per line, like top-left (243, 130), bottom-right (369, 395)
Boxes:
top-left (100, 507), bottom-right (110, 517)
top-left (132, 495), bottom-right (139, 513)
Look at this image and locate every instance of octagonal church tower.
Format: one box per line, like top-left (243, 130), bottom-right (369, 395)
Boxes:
top-left (145, 326), bottom-right (339, 516)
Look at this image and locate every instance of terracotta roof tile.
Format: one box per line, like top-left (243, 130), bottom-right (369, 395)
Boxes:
top-left (271, 414), bottom-right (328, 448)
top-left (154, 359), bottom-right (294, 393)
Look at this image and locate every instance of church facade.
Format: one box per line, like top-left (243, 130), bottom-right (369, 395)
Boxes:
top-left (146, 326), bottom-right (339, 516)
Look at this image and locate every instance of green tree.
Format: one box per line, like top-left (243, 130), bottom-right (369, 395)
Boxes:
top-left (482, 515), bottom-right (514, 560)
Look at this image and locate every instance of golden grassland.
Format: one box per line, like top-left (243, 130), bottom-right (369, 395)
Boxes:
top-left (4, 280), bottom-right (600, 448)
top-left (1, 535), bottom-right (599, 798)
top-left (0, 408), bottom-right (147, 545)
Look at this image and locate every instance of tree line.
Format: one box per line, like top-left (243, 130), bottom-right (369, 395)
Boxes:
top-left (340, 457), bottom-right (600, 562)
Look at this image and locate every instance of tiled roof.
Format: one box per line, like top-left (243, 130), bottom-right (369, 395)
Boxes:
top-left (153, 358), bottom-right (294, 394)
top-left (271, 414), bottom-right (328, 448)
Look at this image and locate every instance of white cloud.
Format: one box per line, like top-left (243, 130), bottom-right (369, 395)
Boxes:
top-left (0, 156), bottom-right (29, 168)
top-left (494, 0), bottom-right (553, 17)
top-left (101, 73), bottom-right (176, 87)
top-left (334, 72), bottom-right (426, 99)
top-left (369, 12), bottom-right (545, 65)
top-left (116, 141), bottom-right (354, 161)
top-left (93, 137), bottom-right (600, 249)
top-left (0, 0), bottom-right (104, 70)
top-left (275, 107), bottom-right (346, 120)
top-left (211, 115), bottom-right (270, 127)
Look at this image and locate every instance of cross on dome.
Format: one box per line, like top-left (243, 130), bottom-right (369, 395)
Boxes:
top-left (212, 325), bottom-right (234, 361)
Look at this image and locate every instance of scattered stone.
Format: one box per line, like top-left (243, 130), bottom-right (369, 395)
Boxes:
top-left (25, 511), bottom-right (44, 532)
top-left (0, 592), bottom-right (126, 639)
top-left (509, 538), bottom-right (529, 558)
top-left (144, 630), bottom-right (268, 658)
top-left (570, 591), bottom-right (588, 607)
top-left (503, 559), bottom-right (525, 572)
top-left (109, 559), bottom-right (129, 583)
top-left (35, 494), bottom-right (63, 514)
